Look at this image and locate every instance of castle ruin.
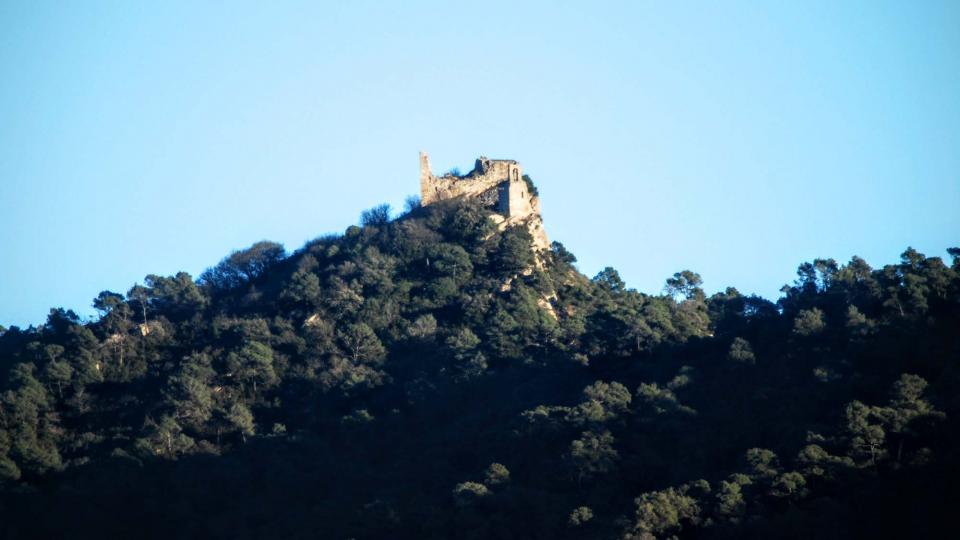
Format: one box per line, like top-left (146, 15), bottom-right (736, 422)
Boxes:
top-left (419, 152), bottom-right (549, 251)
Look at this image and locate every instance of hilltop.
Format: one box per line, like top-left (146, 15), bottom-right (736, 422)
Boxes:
top-left (0, 160), bottom-right (958, 539)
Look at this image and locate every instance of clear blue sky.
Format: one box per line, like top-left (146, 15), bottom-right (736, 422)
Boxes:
top-left (1, 1), bottom-right (958, 328)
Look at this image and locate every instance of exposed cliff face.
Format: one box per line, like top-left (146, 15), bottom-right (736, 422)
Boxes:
top-left (419, 152), bottom-right (549, 251)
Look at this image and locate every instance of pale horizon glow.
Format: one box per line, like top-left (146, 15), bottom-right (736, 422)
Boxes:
top-left (1, 1), bottom-right (958, 327)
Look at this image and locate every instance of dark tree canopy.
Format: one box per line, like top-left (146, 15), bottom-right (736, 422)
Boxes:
top-left (0, 198), bottom-right (957, 540)
top-left (199, 241), bottom-right (286, 290)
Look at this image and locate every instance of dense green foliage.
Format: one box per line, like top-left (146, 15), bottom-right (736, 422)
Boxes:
top-left (0, 197), bottom-right (957, 539)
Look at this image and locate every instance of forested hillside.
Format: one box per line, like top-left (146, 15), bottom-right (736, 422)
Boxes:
top-left (0, 194), bottom-right (957, 539)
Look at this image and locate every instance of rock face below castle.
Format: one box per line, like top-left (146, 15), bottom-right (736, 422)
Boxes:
top-left (419, 152), bottom-right (549, 251)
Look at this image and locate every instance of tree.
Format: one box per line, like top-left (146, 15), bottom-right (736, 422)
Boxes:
top-left (795, 444), bottom-right (853, 479)
top-left (200, 241), bottom-right (285, 290)
top-left (165, 354), bottom-right (215, 430)
top-left (844, 401), bottom-right (886, 466)
top-left (325, 276), bottom-right (364, 317)
top-left (226, 341), bottom-right (278, 395)
top-left (227, 403), bottom-right (255, 443)
top-left (446, 199), bottom-right (496, 248)
top-left (1, 364), bottom-right (63, 475)
top-left (485, 308), bottom-right (524, 359)
top-left (339, 323), bottom-right (386, 365)
top-left (141, 415), bottom-right (195, 458)
top-left (453, 481), bottom-right (489, 507)
top-left (144, 272), bottom-right (206, 316)
top-left (551, 241), bottom-right (577, 265)
top-left (770, 471), bottom-right (807, 499)
top-left (360, 204), bottom-right (391, 227)
top-left (93, 290), bottom-right (133, 367)
top-left (715, 475), bottom-right (750, 521)
top-left (793, 308), bottom-right (826, 336)
top-left (578, 380), bottom-right (632, 422)
top-left (0, 454), bottom-right (21, 484)
top-left (636, 382), bottom-right (695, 416)
top-left (813, 258), bottom-right (839, 291)
top-left (403, 196), bottom-right (421, 213)
top-left (282, 269), bottom-right (322, 307)
top-left (727, 337), bottom-right (755, 364)
top-left (665, 270), bottom-right (703, 301)
top-left (426, 243), bottom-right (473, 281)
top-left (568, 506), bottom-right (593, 527)
top-left (569, 429), bottom-right (619, 482)
top-left (43, 360), bottom-right (72, 400)
top-left (92, 291), bottom-right (125, 317)
top-left (744, 448), bottom-right (781, 479)
top-left (627, 483), bottom-right (704, 539)
top-left (127, 284), bottom-right (151, 327)
top-left (594, 267), bottom-right (626, 293)
top-left (407, 314), bottom-right (437, 341)
top-left (318, 356), bottom-right (388, 393)
top-left (483, 463), bottom-right (510, 486)
top-left (884, 374), bottom-right (946, 462)
top-left (446, 327), bottom-right (487, 379)
top-left (496, 226), bottom-right (535, 273)
top-left (0, 429), bottom-right (22, 483)
top-left (947, 247), bottom-right (960, 270)
top-left (844, 305), bottom-right (874, 336)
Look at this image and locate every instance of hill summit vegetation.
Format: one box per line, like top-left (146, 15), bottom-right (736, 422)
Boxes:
top-left (0, 186), bottom-right (958, 539)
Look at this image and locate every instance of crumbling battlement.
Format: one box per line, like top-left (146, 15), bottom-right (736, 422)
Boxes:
top-left (419, 152), bottom-right (549, 251)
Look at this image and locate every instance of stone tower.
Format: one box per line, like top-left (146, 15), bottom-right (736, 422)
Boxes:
top-left (418, 152), bottom-right (548, 251)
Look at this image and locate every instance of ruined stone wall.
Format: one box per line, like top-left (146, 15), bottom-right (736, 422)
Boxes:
top-left (419, 152), bottom-right (549, 251)
top-left (420, 153), bottom-right (519, 209)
